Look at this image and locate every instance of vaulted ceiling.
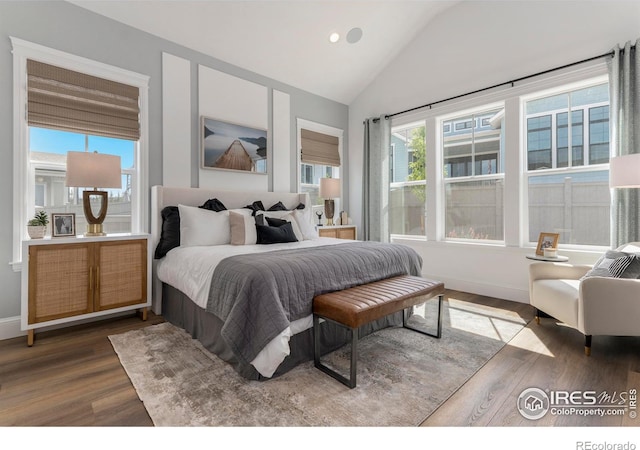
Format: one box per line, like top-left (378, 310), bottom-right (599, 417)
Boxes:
top-left (68, 1), bottom-right (458, 104)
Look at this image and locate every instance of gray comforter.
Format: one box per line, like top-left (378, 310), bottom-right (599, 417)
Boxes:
top-left (206, 241), bottom-right (423, 365)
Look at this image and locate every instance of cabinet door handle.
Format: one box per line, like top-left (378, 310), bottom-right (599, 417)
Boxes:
top-left (96, 266), bottom-right (100, 292)
top-left (89, 266), bottom-right (94, 295)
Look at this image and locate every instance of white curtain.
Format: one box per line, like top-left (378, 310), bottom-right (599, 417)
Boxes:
top-left (608, 39), bottom-right (640, 247)
top-left (362, 115), bottom-right (390, 242)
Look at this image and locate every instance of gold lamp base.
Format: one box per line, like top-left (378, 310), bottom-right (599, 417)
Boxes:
top-left (85, 223), bottom-right (106, 236)
top-left (82, 190), bottom-right (109, 237)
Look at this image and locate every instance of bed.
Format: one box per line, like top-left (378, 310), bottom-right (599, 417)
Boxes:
top-left (151, 185), bottom-right (423, 380)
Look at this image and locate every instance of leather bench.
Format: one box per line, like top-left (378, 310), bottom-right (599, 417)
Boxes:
top-left (313, 275), bottom-right (445, 388)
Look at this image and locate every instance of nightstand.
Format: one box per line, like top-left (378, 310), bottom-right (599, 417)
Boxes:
top-left (21, 233), bottom-right (151, 346)
top-left (317, 225), bottom-right (357, 240)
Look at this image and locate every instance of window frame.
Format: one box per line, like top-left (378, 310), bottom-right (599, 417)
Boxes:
top-left (11, 37), bottom-right (150, 269)
top-left (296, 118), bottom-right (343, 209)
top-left (389, 62), bottom-right (608, 252)
top-left (520, 75), bottom-right (610, 250)
top-left (389, 121), bottom-right (427, 239)
top-left (439, 103), bottom-right (506, 243)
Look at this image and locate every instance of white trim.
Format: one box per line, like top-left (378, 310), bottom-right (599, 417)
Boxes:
top-left (0, 311), bottom-right (143, 342)
top-left (10, 37), bottom-right (150, 267)
top-left (0, 316), bottom-right (24, 341)
top-left (10, 37), bottom-right (150, 86)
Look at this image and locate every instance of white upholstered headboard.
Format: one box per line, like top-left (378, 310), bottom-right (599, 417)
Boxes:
top-left (150, 185), bottom-right (309, 314)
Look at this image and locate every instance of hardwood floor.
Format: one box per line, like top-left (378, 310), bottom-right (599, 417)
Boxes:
top-left (423, 291), bottom-right (640, 427)
top-left (0, 291), bottom-right (638, 427)
top-left (0, 313), bottom-right (164, 426)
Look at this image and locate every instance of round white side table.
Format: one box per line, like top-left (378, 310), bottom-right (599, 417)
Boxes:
top-left (525, 254), bottom-right (569, 262)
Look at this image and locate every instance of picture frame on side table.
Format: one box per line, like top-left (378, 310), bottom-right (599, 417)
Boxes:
top-left (201, 116), bottom-right (267, 174)
top-left (536, 232), bottom-right (559, 256)
top-left (52, 213), bottom-right (76, 238)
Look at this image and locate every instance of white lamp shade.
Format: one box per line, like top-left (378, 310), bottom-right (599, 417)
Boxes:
top-left (65, 151), bottom-right (122, 188)
top-left (610, 154), bottom-right (640, 188)
top-left (319, 177), bottom-right (340, 199)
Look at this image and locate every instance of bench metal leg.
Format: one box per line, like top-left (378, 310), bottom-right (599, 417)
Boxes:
top-left (403, 294), bottom-right (443, 339)
top-left (314, 314), bottom-right (357, 388)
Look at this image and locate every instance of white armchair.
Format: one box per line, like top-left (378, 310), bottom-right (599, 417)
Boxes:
top-left (529, 242), bottom-right (640, 355)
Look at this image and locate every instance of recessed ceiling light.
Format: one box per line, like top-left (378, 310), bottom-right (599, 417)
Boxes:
top-left (347, 27), bottom-right (363, 44)
top-left (329, 32), bottom-right (340, 43)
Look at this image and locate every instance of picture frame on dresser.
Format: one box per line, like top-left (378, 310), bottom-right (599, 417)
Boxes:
top-left (201, 116), bottom-right (268, 174)
top-left (51, 213), bottom-right (75, 237)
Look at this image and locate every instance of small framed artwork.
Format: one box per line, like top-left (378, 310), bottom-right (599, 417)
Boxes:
top-left (536, 232), bottom-right (559, 256)
top-left (52, 213), bottom-right (76, 238)
top-left (201, 116), bottom-right (268, 174)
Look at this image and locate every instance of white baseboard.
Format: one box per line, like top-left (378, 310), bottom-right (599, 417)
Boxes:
top-left (0, 310), bottom-right (142, 342)
top-left (426, 275), bottom-right (530, 304)
top-left (0, 316), bottom-right (25, 341)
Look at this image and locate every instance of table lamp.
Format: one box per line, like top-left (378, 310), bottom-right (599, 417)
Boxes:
top-left (319, 177), bottom-right (340, 226)
top-left (65, 151), bottom-right (122, 236)
top-left (610, 153), bottom-right (640, 188)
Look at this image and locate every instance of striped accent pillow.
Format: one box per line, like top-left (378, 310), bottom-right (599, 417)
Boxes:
top-left (607, 255), bottom-right (634, 277)
top-left (581, 250), bottom-right (637, 280)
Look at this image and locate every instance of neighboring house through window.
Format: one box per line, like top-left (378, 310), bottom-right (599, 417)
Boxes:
top-left (442, 107), bottom-right (505, 241)
top-left (525, 81), bottom-right (610, 246)
top-left (389, 123), bottom-right (426, 237)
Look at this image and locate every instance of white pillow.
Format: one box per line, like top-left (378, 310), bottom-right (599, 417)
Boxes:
top-left (257, 211), bottom-right (304, 242)
top-left (292, 208), bottom-right (318, 240)
top-left (178, 204), bottom-right (230, 247)
top-left (229, 209), bottom-right (257, 245)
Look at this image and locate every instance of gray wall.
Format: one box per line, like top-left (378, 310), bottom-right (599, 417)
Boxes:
top-left (0, 1), bottom-right (348, 320)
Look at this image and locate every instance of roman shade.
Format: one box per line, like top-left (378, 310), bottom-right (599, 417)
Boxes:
top-left (300, 128), bottom-right (340, 167)
top-left (27, 59), bottom-right (140, 140)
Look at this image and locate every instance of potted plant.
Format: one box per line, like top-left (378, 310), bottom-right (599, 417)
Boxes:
top-left (27, 211), bottom-right (49, 239)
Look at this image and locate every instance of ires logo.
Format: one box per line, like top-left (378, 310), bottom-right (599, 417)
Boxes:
top-left (517, 388), bottom-right (636, 420)
top-left (549, 390), bottom-right (629, 406)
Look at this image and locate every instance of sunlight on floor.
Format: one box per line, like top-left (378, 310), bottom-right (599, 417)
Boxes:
top-left (447, 312), bottom-right (519, 342)
top-left (505, 326), bottom-right (555, 357)
top-left (412, 297), bottom-right (533, 344)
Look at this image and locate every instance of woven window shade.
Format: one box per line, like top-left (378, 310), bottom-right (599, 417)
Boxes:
top-left (27, 59), bottom-right (140, 141)
top-left (300, 129), bottom-right (340, 167)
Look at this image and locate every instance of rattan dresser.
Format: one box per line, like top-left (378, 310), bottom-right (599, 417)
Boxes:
top-left (21, 233), bottom-right (151, 346)
top-left (317, 225), bottom-right (356, 240)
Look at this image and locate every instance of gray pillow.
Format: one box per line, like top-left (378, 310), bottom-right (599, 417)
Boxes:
top-left (621, 254), bottom-right (640, 279)
top-left (581, 250), bottom-right (640, 280)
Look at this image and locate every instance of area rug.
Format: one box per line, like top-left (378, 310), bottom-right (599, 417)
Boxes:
top-left (109, 300), bottom-right (529, 426)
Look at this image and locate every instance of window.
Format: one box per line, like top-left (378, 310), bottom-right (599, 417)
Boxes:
top-left (11, 38), bottom-right (149, 267)
top-left (300, 163), bottom-right (339, 206)
top-left (297, 120), bottom-right (343, 208)
top-left (388, 63), bottom-right (608, 252)
top-left (525, 82), bottom-right (610, 246)
top-left (389, 124), bottom-right (426, 237)
top-left (29, 127), bottom-right (135, 235)
top-left (442, 107), bottom-right (504, 241)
